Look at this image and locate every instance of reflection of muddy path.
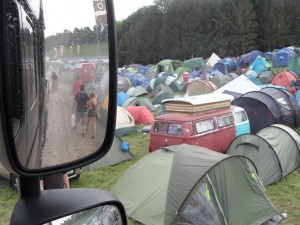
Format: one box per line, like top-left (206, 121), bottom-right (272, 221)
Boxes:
top-left (41, 71), bottom-right (105, 167)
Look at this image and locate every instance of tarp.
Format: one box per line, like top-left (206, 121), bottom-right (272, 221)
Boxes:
top-left (112, 144), bottom-right (283, 225)
top-left (117, 92), bottom-right (130, 106)
top-left (206, 53), bottom-right (220, 67)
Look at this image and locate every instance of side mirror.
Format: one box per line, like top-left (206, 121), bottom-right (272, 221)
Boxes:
top-left (0, 0), bottom-right (117, 176)
top-left (11, 187), bottom-right (126, 225)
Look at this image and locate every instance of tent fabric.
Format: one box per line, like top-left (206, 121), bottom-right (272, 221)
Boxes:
top-left (185, 80), bottom-right (217, 96)
top-left (112, 144), bottom-right (283, 225)
top-left (213, 74), bottom-right (260, 95)
top-left (151, 84), bottom-right (174, 98)
top-left (248, 55), bottom-right (271, 74)
top-left (287, 54), bottom-right (300, 76)
top-left (238, 50), bottom-right (263, 68)
top-left (157, 59), bottom-right (183, 75)
top-left (117, 92), bottom-right (130, 106)
top-left (83, 135), bottom-right (134, 171)
top-left (271, 71), bottom-right (298, 87)
top-left (260, 87), bottom-right (296, 128)
top-left (272, 48), bottom-right (297, 67)
top-left (257, 126), bottom-right (300, 179)
top-left (227, 134), bottom-right (282, 186)
top-left (118, 76), bottom-right (131, 92)
top-left (183, 57), bottom-right (206, 69)
top-left (122, 96), bottom-right (156, 112)
top-left (115, 106), bottom-right (137, 137)
top-left (213, 58), bottom-right (237, 75)
top-left (271, 124), bottom-right (300, 152)
top-left (153, 91), bottom-right (173, 105)
top-left (126, 106), bottom-right (154, 124)
top-left (128, 85), bottom-right (148, 97)
top-left (280, 89), bottom-right (300, 127)
top-left (209, 74), bottom-right (232, 88)
top-left (232, 91), bottom-right (282, 133)
top-left (258, 71), bottom-right (275, 84)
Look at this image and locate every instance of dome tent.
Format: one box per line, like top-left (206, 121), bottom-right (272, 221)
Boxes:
top-left (232, 91), bottom-right (282, 133)
top-left (227, 125), bottom-right (300, 186)
top-left (112, 144), bottom-right (283, 225)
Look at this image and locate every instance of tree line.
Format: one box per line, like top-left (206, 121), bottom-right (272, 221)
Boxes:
top-left (46, 0), bottom-right (300, 67)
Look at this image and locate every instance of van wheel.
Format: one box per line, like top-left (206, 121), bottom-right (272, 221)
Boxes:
top-left (10, 174), bottom-right (19, 192)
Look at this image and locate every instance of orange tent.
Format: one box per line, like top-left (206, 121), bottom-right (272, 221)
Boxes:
top-left (271, 71), bottom-right (298, 87)
top-left (126, 106), bottom-right (154, 124)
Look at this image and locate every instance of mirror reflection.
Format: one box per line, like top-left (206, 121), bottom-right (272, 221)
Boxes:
top-left (43, 205), bottom-right (123, 225)
top-left (8, 0), bottom-right (110, 169)
top-left (42, 0), bottom-right (109, 167)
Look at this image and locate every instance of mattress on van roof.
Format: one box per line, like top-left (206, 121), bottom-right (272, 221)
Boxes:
top-left (162, 93), bottom-right (233, 114)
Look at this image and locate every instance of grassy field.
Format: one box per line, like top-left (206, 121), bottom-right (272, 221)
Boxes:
top-left (0, 130), bottom-right (300, 224)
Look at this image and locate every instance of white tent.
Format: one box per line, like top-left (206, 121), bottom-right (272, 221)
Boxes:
top-left (213, 74), bottom-right (260, 95)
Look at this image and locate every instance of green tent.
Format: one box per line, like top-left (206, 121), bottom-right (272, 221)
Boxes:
top-left (174, 66), bottom-right (191, 75)
top-left (157, 59), bottom-right (183, 75)
top-left (183, 57), bottom-right (206, 70)
top-left (111, 144), bottom-right (283, 225)
top-left (287, 54), bottom-right (300, 76)
top-left (83, 135), bottom-right (133, 170)
top-left (227, 125), bottom-right (300, 186)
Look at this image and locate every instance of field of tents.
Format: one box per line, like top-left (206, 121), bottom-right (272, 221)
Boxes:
top-left (83, 46), bottom-right (300, 225)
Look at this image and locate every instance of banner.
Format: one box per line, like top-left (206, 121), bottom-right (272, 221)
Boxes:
top-left (92, 0), bottom-right (107, 25)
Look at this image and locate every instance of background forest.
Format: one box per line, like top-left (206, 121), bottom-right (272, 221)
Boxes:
top-left (45, 0), bottom-right (300, 67)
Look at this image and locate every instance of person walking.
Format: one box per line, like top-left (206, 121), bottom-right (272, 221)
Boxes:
top-left (72, 76), bottom-right (83, 96)
top-left (72, 85), bottom-right (90, 137)
top-left (86, 91), bottom-right (98, 138)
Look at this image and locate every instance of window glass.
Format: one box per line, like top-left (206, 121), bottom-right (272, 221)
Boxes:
top-left (195, 119), bottom-right (215, 134)
top-left (154, 122), bottom-right (182, 136)
top-left (235, 111), bottom-right (248, 123)
top-left (218, 115), bottom-right (233, 128)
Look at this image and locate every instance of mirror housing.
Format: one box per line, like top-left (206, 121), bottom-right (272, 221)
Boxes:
top-left (11, 187), bottom-right (127, 225)
top-left (0, 0), bottom-right (117, 176)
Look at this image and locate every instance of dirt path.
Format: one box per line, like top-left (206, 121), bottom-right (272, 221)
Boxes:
top-left (41, 71), bottom-right (105, 167)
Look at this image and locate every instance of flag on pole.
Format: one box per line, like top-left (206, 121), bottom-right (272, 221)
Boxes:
top-left (92, 0), bottom-right (107, 25)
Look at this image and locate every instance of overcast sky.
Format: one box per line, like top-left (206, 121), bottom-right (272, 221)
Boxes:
top-left (43, 0), bottom-right (154, 36)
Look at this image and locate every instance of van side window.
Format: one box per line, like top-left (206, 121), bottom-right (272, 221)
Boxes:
top-left (217, 115), bottom-right (234, 128)
top-left (154, 122), bottom-right (182, 136)
top-left (195, 119), bottom-right (215, 134)
top-left (235, 111), bottom-right (248, 123)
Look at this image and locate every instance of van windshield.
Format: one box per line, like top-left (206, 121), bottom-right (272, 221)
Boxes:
top-left (154, 122), bottom-right (182, 136)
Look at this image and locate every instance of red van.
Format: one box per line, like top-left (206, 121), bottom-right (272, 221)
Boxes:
top-left (74, 62), bottom-right (95, 83)
top-left (149, 107), bottom-right (236, 153)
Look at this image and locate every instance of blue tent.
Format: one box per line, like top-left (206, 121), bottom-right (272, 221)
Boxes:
top-left (248, 55), bottom-right (271, 74)
top-left (213, 58), bottom-right (237, 75)
top-left (238, 50), bottom-right (263, 68)
top-left (272, 48), bottom-right (297, 67)
top-left (117, 92), bottom-right (130, 106)
top-left (244, 74), bottom-right (262, 85)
